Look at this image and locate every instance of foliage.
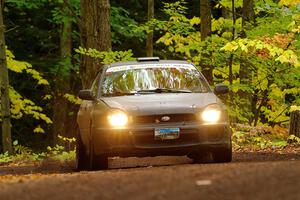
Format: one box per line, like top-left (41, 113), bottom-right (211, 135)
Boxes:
top-left (0, 135), bottom-right (75, 164)
top-left (49, 0), bottom-right (144, 44)
top-left (232, 124), bottom-right (300, 150)
top-left (75, 47), bottom-right (136, 65)
top-left (7, 50), bottom-right (49, 85)
top-left (2, 0), bottom-right (142, 150)
top-left (0, 152), bottom-right (12, 164)
top-left (233, 130), bottom-right (287, 150)
top-left (290, 105), bottom-right (300, 111)
top-left (64, 93), bottom-right (81, 105)
top-left (279, 0), bottom-right (300, 7)
top-left (139, 0), bottom-right (300, 126)
top-left (287, 134), bottom-right (300, 143)
top-left (44, 135), bottom-right (76, 161)
top-left (5, 0), bottom-right (48, 9)
top-left (0, 140), bottom-right (46, 164)
top-left (0, 49), bottom-right (52, 134)
top-left (2, 0), bottom-right (300, 151)
top-left (216, 0), bottom-right (243, 9)
top-left (46, 145), bottom-right (75, 161)
top-left (111, 6), bottom-right (145, 44)
top-left (50, 0), bottom-right (80, 25)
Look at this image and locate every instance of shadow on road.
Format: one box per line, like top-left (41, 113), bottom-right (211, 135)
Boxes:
top-left (1, 151), bottom-right (300, 176)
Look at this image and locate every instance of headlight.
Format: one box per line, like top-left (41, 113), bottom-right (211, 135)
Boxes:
top-left (107, 111), bottom-right (128, 127)
top-left (201, 104), bottom-right (221, 123)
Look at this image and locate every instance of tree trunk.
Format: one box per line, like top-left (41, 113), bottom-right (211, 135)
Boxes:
top-left (200, 0), bottom-right (211, 41)
top-left (52, 0), bottom-right (73, 145)
top-left (80, 0), bottom-right (112, 88)
top-left (146, 0), bottom-right (154, 57)
top-left (241, 0), bottom-right (255, 37)
top-left (0, 1), bottom-right (12, 154)
top-left (240, 0), bottom-right (255, 124)
top-left (60, 1), bottom-right (72, 63)
top-left (289, 110), bottom-right (300, 137)
top-left (226, 0), bottom-right (236, 124)
top-left (200, 0), bottom-right (213, 85)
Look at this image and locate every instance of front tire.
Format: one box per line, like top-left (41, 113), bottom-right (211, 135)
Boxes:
top-left (91, 154), bottom-right (109, 170)
top-left (76, 127), bottom-right (90, 171)
top-left (212, 144), bottom-right (232, 163)
top-left (89, 143), bottom-right (109, 170)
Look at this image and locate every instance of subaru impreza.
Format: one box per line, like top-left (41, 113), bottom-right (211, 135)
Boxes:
top-left (76, 57), bottom-right (231, 170)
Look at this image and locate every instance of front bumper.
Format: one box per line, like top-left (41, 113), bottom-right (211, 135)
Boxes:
top-left (91, 122), bottom-right (231, 157)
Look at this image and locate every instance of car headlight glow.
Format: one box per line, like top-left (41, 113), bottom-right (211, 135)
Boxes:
top-left (201, 105), bottom-right (221, 123)
top-left (107, 111), bottom-right (128, 127)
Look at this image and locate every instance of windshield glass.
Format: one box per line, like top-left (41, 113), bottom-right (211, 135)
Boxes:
top-left (101, 64), bottom-right (210, 97)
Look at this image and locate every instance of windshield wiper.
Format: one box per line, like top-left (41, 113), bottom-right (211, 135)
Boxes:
top-left (103, 92), bottom-right (136, 97)
top-left (104, 88), bottom-right (192, 96)
top-left (136, 88), bottom-right (192, 94)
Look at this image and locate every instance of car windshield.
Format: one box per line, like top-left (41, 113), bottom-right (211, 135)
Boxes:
top-left (100, 63), bottom-right (210, 97)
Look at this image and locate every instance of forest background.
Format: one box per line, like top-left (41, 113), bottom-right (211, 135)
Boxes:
top-left (0, 0), bottom-right (299, 157)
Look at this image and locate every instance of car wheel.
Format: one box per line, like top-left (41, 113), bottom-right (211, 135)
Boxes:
top-left (76, 127), bottom-right (90, 171)
top-left (91, 155), bottom-right (109, 170)
top-left (89, 144), bottom-right (109, 170)
top-left (212, 144), bottom-right (232, 163)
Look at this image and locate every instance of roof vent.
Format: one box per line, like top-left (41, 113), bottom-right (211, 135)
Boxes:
top-left (137, 57), bottom-right (160, 62)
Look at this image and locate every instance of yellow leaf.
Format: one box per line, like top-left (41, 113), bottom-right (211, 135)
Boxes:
top-left (33, 126), bottom-right (45, 134)
top-left (190, 17), bottom-right (200, 26)
top-left (279, 0), bottom-right (299, 7)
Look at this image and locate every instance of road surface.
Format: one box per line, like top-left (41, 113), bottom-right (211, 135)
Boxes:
top-left (0, 152), bottom-right (300, 200)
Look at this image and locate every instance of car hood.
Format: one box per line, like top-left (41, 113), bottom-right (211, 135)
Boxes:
top-left (100, 93), bottom-right (218, 116)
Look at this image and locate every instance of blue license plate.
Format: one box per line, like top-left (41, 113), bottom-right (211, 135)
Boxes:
top-left (154, 128), bottom-right (180, 140)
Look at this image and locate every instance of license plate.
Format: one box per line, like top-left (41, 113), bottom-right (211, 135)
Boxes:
top-left (154, 128), bottom-right (180, 140)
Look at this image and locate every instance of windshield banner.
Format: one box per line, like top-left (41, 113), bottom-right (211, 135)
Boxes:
top-left (106, 64), bottom-right (194, 73)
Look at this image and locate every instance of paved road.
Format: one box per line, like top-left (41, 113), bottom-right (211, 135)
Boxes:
top-left (0, 152), bottom-right (300, 200)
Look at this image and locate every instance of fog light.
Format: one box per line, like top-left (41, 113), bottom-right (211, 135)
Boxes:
top-left (107, 111), bottom-right (128, 127)
top-left (201, 105), bottom-right (221, 123)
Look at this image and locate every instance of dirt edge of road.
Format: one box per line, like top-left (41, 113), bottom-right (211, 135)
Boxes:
top-left (1, 150), bottom-right (300, 177)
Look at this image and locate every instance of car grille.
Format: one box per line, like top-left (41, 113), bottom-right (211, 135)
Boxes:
top-left (131, 113), bottom-right (197, 125)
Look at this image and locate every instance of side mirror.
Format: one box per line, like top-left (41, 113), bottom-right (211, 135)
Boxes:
top-left (214, 84), bottom-right (229, 95)
top-left (78, 90), bottom-right (94, 100)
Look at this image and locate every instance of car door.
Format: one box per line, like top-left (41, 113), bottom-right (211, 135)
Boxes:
top-left (77, 71), bottom-right (103, 147)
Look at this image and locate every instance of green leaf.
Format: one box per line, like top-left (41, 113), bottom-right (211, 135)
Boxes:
top-left (13, 140), bottom-right (18, 146)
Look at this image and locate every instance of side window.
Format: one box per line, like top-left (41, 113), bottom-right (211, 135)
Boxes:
top-left (90, 69), bottom-right (103, 97)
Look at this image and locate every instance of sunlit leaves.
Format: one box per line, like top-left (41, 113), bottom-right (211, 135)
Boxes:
top-left (232, 125), bottom-right (292, 150)
top-left (0, 49), bottom-right (52, 134)
top-left (279, 0), bottom-right (300, 7)
top-left (216, 0), bottom-right (243, 9)
top-left (189, 17), bottom-right (200, 26)
top-left (63, 93), bottom-right (81, 105)
top-left (221, 41), bottom-right (239, 52)
top-left (8, 87), bottom-right (52, 124)
top-left (162, 0), bottom-right (188, 17)
top-left (75, 47), bottom-right (135, 65)
top-left (33, 126), bottom-right (45, 134)
top-left (152, 0), bottom-right (300, 126)
top-left (290, 105), bottom-right (300, 111)
top-left (6, 49), bottom-right (49, 85)
top-left (221, 38), bottom-right (299, 66)
top-left (212, 17), bottom-right (242, 35)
